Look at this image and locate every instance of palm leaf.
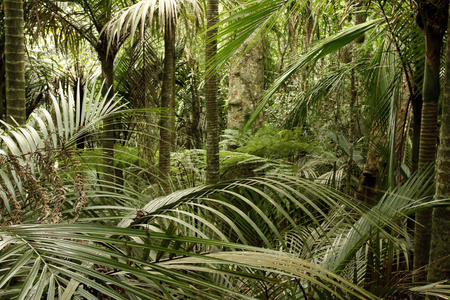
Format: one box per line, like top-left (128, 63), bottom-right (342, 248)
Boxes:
top-left (107, 0), bottom-right (201, 46)
top-left (242, 18), bottom-right (383, 132)
top-left (0, 223), bottom-right (380, 299)
top-left (0, 78), bottom-right (124, 223)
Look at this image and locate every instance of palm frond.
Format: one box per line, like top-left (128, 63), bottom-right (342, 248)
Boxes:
top-left (323, 167), bottom-right (436, 274)
top-left (107, 0), bottom-right (201, 46)
top-left (242, 18), bottom-right (383, 132)
top-left (0, 78), bottom-right (124, 223)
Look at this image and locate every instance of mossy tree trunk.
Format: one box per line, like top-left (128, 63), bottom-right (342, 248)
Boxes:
top-left (427, 3), bottom-right (450, 282)
top-left (5, 0), bottom-right (26, 125)
top-left (227, 31), bottom-right (264, 130)
top-left (413, 0), bottom-right (448, 283)
top-left (205, 0), bottom-right (220, 184)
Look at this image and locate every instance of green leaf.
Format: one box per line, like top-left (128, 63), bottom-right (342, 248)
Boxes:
top-left (242, 19), bottom-right (383, 132)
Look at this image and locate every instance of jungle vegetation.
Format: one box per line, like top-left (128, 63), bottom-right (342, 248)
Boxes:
top-left (0, 0), bottom-right (450, 299)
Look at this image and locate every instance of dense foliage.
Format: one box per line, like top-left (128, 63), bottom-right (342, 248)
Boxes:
top-left (0, 0), bottom-right (449, 299)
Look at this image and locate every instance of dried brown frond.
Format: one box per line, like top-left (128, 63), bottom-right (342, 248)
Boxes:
top-left (10, 196), bottom-right (23, 225)
top-left (73, 173), bottom-right (87, 222)
top-left (33, 144), bottom-right (67, 224)
top-left (9, 154), bottom-right (51, 216)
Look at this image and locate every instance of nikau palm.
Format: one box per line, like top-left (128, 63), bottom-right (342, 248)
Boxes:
top-left (413, 0), bottom-right (449, 282)
top-left (428, 1), bottom-right (450, 283)
top-left (108, 0), bottom-right (200, 193)
top-left (4, 0), bottom-right (26, 125)
top-left (205, 0), bottom-right (220, 184)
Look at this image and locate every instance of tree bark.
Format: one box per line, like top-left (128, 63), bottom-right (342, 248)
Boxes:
top-left (411, 67), bottom-right (423, 174)
top-left (189, 62), bottom-right (201, 149)
top-left (346, 0), bottom-right (366, 195)
top-left (159, 17), bottom-right (176, 193)
top-left (97, 36), bottom-right (118, 190)
top-left (5, 0), bottom-right (26, 125)
top-left (227, 32), bottom-right (264, 130)
top-left (346, 63), bottom-right (356, 196)
top-left (427, 3), bottom-right (450, 282)
top-left (205, 0), bottom-right (220, 184)
top-left (413, 0), bottom-right (448, 283)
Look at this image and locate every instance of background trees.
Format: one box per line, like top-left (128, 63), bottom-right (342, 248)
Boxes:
top-left (1, 0), bottom-right (450, 298)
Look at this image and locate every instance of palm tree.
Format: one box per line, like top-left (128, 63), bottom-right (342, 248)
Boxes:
top-left (107, 0), bottom-right (200, 193)
top-left (27, 0), bottom-right (131, 188)
top-left (205, 0), bottom-right (220, 184)
top-left (413, 0), bottom-right (449, 282)
top-left (1, 97), bottom-right (449, 297)
top-left (427, 2), bottom-right (450, 282)
top-left (213, 0), bottom-right (446, 283)
top-left (158, 14), bottom-right (177, 193)
top-left (4, 0), bottom-right (26, 125)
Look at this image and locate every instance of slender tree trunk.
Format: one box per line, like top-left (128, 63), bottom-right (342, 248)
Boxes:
top-left (98, 39), bottom-right (117, 190)
top-left (159, 17), bottom-right (176, 193)
top-left (205, 0), bottom-right (219, 184)
top-left (411, 67), bottom-right (423, 174)
top-left (189, 62), bottom-right (201, 149)
top-left (413, 0), bottom-right (448, 283)
top-left (0, 55), bottom-right (5, 123)
top-left (346, 62), bottom-right (356, 195)
top-left (395, 92), bottom-right (410, 185)
top-left (427, 3), bottom-right (450, 282)
top-left (346, 1), bottom-right (366, 195)
top-left (5, 0), bottom-right (26, 125)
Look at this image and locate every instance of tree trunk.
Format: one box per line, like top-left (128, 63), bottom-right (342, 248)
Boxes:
top-left (5, 0), bottom-right (26, 125)
top-left (0, 56), bottom-right (5, 123)
top-left (98, 38), bottom-right (117, 190)
top-left (159, 17), bottom-right (176, 193)
top-left (227, 31), bottom-right (264, 130)
top-left (413, 0), bottom-right (448, 283)
top-left (411, 67), bottom-right (423, 174)
top-left (427, 3), bottom-right (450, 282)
top-left (205, 0), bottom-right (220, 184)
top-left (346, 63), bottom-right (356, 196)
top-left (189, 62), bottom-right (201, 149)
top-left (394, 91), bottom-right (410, 185)
top-left (346, 1), bottom-right (366, 195)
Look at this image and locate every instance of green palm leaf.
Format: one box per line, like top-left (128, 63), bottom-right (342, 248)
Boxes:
top-left (242, 18), bottom-right (383, 132)
top-left (0, 223), bottom-right (380, 299)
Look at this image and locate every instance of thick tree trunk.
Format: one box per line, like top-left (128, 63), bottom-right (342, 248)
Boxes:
top-left (5, 0), bottom-right (26, 125)
top-left (205, 0), bottom-right (220, 184)
top-left (413, 0), bottom-right (448, 283)
top-left (427, 3), bottom-right (450, 282)
top-left (159, 18), bottom-right (176, 193)
top-left (227, 32), bottom-right (264, 129)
